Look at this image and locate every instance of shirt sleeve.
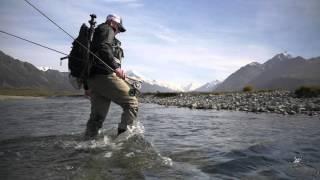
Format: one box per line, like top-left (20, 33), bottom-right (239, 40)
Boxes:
top-left (98, 26), bottom-right (120, 70)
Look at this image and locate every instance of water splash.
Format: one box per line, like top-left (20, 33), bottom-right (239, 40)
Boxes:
top-left (125, 152), bottom-right (135, 158)
top-left (293, 156), bottom-right (302, 164)
top-left (104, 152), bottom-right (112, 158)
top-left (68, 121), bottom-right (146, 151)
top-left (161, 156), bottom-right (173, 167)
top-left (114, 121), bottom-right (145, 143)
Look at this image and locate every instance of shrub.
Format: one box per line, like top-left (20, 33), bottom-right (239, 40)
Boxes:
top-left (154, 92), bottom-right (179, 98)
top-left (243, 85), bottom-right (254, 92)
top-left (295, 86), bottom-right (320, 98)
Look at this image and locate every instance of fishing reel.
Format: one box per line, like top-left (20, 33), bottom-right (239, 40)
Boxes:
top-left (128, 80), bottom-right (142, 96)
top-left (132, 81), bottom-right (142, 90)
top-left (125, 76), bottom-right (142, 96)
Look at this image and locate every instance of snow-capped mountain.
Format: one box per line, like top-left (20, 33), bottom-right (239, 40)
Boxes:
top-left (37, 66), bottom-right (52, 71)
top-left (150, 80), bottom-right (185, 92)
top-left (126, 70), bottom-right (178, 92)
top-left (248, 62), bottom-right (261, 67)
top-left (126, 70), bottom-right (144, 80)
top-left (182, 83), bottom-right (201, 92)
top-left (126, 70), bottom-right (201, 92)
top-left (194, 80), bottom-right (220, 92)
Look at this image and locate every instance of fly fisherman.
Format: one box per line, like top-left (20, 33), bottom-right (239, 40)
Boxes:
top-left (84, 14), bottom-right (138, 139)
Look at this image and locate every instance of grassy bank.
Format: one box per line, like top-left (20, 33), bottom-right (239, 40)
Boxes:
top-left (0, 88), bottom-right (82, 97)
top-left (141, 86), bottom-right (320, 98)
top-left (141, 90), bottom-right (278, 98)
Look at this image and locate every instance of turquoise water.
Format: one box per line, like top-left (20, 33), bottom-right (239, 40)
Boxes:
top-left (0, 97), bottom-right (319, 179)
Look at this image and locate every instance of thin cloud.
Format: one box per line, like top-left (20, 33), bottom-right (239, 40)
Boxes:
top-left (1, 0), bottom-right (318, 87)
top-left (102, 0), bottom-right (144, 8)
top-left (104, 0), bottom-right (139, 3)
top-left (153, 33), bottom-right (178, 43)
top-left (127, 3), bottom-right (144, 8)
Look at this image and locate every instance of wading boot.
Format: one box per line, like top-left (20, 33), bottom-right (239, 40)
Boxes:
top-left (84, 126), bottom-right (99, 140)
top-left (117, 128), bottom-right (126, 136)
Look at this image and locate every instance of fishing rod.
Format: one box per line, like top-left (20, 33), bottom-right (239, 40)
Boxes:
top-left (0, 30), bottom-right (100, 67)
top-left (0, 30), bottom-right (67, 56)
top-left (23, 0), bottom-right (142, 85)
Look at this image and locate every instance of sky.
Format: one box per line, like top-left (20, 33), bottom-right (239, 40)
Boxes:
top-left (0, 0), bottom-right (319, 87)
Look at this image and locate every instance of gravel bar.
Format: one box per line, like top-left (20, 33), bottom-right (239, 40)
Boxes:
top-left (139, 91), bottom-right (320, 116)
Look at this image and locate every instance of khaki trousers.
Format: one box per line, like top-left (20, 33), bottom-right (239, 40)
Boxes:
top-left (85, 73), bottom-right (138, 137)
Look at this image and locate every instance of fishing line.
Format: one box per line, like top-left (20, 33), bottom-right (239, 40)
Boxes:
top-left (0, 30), bottom-right (96, 66)
top-left (22, 0), bottom-right (142, 84)
top-left (23, 0), bottom-right (115, 73)
top-left (0, 30), bottom-right (68, 56)
top-left (0, 29), bottom-right (141, 85)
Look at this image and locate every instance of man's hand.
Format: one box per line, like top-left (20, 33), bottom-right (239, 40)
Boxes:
top-left (115, 68), bottom-right (126, 79)
top-left (84, 89), bottom-right (91, 99)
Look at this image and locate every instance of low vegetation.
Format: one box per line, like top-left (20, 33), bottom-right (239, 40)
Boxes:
top-left (295, 86), bottom-right (320, 98)
top-left (243, 85), bottom-right (254, 92)
top-left (142, 86), bottom-right (320, 99)
top-left (153, 92), bottom-right (180, 98)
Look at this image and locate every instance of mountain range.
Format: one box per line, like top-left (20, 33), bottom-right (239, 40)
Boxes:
top-left (0, 50), bottom-right (76, 92)
top-left (1, 50), bottom-right (319, 93)
top-left (126, 70), bottom-right (219, 92)
top-left (0, 50), bottom-right (186, 93)
top-left (215, 53), bottom-right (320, 91)
top-left (194, 80), bottom-right (220, 92)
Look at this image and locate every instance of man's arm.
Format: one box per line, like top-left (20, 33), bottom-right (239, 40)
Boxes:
top-left (98, 26), bottom-right (120, 70)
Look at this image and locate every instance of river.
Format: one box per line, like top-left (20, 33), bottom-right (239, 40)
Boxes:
top-left (0, 97), bottom-right (319, 179)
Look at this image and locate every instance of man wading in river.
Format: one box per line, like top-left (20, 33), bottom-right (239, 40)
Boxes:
top-left (84, 14), bottom-right (138, 139)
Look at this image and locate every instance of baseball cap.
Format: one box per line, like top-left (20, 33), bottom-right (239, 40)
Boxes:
top-left (107, 14), bottom-right (126, 32)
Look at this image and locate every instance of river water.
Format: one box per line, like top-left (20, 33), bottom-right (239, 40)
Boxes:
top-left (0, 97), bottom-right (319, 180)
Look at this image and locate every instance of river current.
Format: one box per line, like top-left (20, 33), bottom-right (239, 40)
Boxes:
top-left (0, 97), bottom-right (319, 179)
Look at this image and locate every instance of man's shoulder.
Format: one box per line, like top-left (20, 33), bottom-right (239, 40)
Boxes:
top-left (97, 23), bottom-right (112, 31)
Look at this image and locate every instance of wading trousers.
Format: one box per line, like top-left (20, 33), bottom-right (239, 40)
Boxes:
top-left (85, 73), bottom-right (138, 138)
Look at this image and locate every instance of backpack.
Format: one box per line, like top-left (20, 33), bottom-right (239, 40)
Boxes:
top-left (68, 23), bottom-right (90, 79)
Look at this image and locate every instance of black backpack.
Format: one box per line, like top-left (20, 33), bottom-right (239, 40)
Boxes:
top-left (68, 23), bottom-right (91, 79)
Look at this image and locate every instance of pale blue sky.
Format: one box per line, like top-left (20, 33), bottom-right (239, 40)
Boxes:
top-left (0, 0), bottom-right (319, 86)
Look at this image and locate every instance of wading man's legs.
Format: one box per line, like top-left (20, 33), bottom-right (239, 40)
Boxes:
top-left (85, 93), bottom-right (111, 139)
top-left (86, 74), bottom-right (138, 138)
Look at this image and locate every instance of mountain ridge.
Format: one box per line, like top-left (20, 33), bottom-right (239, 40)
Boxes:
top-left (2, 50), bottom-right (318, 93)
top-left (0, 50), bottom-right (76, 92)
top-left (215, 53), bottom-right (320, 91)
top-left (194, 80), bottom-right (220, 92)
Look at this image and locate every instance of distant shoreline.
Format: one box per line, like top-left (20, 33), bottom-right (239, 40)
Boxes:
top-left (139, 91), bottom-right (320, 116)
top-left (0, 95), bottom-right (44, 100)
top-left (2, 89), bottom-right (319, 116)
top-left (0, 88), bottom-right (82, 98)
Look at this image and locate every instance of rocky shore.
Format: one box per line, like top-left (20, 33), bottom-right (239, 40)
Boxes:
top-left (0, 95), bottom-right (44, 100)
top-left (139, 91), bottom-right (320, 116)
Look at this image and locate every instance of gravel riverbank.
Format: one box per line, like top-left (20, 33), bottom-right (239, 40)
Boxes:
top-left (139, 91), bottom-right (320, 116)
top-left (0, 95), bottom-right (44, 100)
